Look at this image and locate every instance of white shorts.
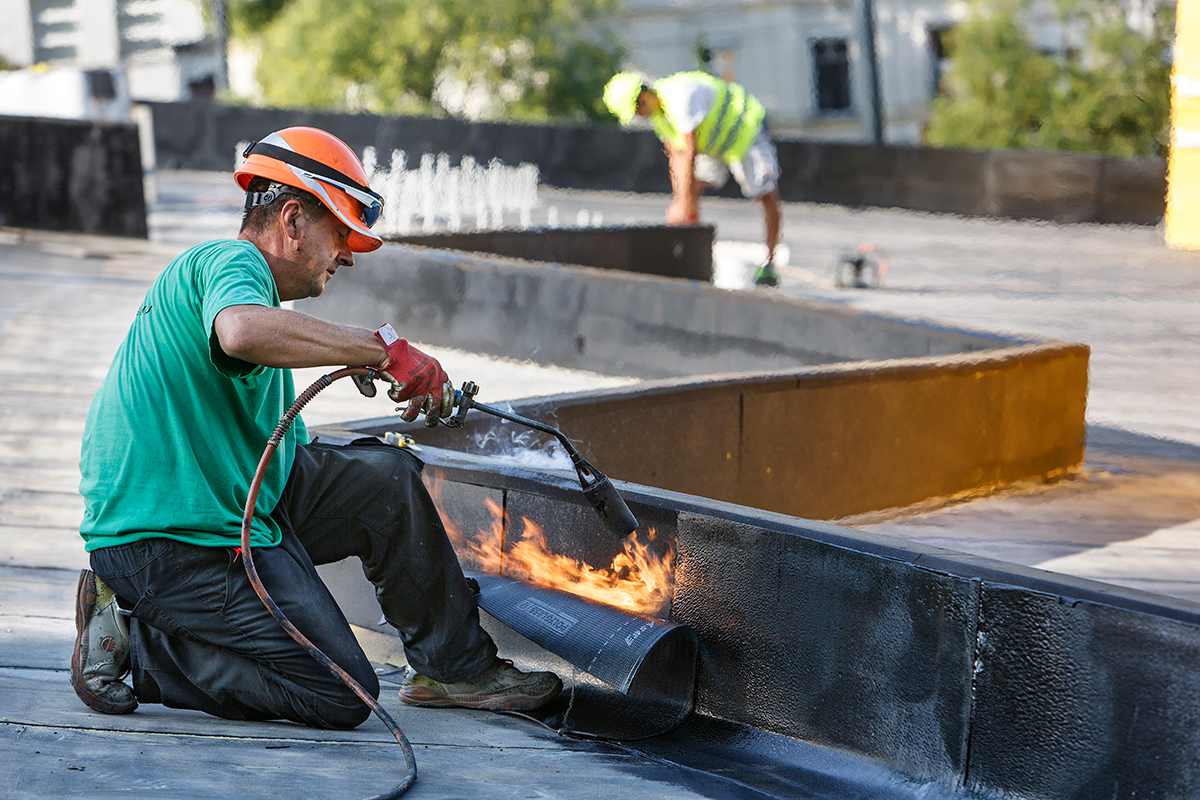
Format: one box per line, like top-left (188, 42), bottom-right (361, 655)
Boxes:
top-left (694, 127), bottom-right (780, 199)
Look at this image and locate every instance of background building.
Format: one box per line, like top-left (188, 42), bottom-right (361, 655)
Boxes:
top-left (617, 0), bottom-right (963, 143)
top-left (0, 0), bottom-right (1171, 150)
top-left (0, 0), bottom-right (224, 106)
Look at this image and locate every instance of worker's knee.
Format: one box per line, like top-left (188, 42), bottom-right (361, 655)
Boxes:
top-left (378, 448), bottom-right (430, 503)
top-left (309, 667), bottom-right (379, 730)
top-left (757, 189), bottom-right (779, 208)
top-left (357, 441), bottom-right (422, 482)
top-left (318, 699), bottom-right (374, 730)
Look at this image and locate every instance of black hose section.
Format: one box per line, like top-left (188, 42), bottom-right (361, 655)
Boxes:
top-left (241, 366), bottom-right (418, 799)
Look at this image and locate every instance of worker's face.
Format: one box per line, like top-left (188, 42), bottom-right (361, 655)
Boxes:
top-left (634, 90), bottom-right (655, 117)
top-left (285, 206), bottom-right (354, 300)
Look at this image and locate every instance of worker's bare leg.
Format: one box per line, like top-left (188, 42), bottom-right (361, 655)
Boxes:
top-left (759, 189), bottom-right (781, 265)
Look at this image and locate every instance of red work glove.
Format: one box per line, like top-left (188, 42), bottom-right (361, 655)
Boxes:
top-left (374, 324), bottom-right (453, 426)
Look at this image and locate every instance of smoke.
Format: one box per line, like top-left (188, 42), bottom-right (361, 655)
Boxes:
top-left (466, 402), bottom-right (575, 471)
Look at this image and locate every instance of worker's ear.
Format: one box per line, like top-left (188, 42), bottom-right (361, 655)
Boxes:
top-left (280, 198), bottom-right (307, 243)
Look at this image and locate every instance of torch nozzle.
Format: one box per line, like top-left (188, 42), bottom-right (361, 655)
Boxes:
top-left (578, 470), bottom-right (640, 538)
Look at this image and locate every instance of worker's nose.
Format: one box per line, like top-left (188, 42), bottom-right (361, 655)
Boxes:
top-left (338, 248), bottom-right (354, 268)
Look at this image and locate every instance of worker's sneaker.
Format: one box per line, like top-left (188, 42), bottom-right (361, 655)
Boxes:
top-left (753, 262), bottom-right (780, 287)
top-left (70, 569), bottom-right (137, 715)
top-left (398, 658), bottom-right (563, 711)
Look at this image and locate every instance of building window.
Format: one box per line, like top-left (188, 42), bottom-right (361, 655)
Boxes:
top-left (928, 25), bottom-right (955, 97)
top-left (812, 38), bottom-right (851, 113)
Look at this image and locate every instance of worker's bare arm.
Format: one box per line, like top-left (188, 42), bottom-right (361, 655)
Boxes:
top-left (213, 304), bottom-right (389, 369)
top-left (666, 132), bottom-right (700, 225)
top-left (666, 132), bottom-right (698, 197)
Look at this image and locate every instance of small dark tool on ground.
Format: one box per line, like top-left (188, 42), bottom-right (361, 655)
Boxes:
top-left (240, 368), bottom-right (641, 799)
top-left (836, 243), bottom-right (888, 289)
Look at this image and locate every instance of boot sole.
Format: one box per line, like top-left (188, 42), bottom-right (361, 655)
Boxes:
top-left (398, 683), bottom-right (562, 711)
top-left (71, 569), bottom-right (137, 715)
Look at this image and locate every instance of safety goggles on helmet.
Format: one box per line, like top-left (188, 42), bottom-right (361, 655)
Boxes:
top-left (241, 140), bottom-right (384, 228)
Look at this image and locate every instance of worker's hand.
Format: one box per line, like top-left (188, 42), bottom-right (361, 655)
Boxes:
top-left (666, 197), bottom-right (698, 226)
top-left (374, 324), bottom-right (454, 427)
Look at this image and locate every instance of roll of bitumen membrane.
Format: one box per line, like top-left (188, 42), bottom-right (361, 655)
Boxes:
top-left (468, 570), bottom-right (699, 740)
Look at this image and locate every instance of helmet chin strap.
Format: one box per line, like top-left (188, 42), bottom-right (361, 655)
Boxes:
top-left (244, 183), bottom-right (299, 211)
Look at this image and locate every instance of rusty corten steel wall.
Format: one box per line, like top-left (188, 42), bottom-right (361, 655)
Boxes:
top-left (367, 345), bottom-right (1088, 521)
top-left (0, 115), bottom-right (147, 238)
top-left (315, 446), bottom-right (1200, 798)
top-left (498, 345), bottom-right (1088, 520)
top-left (304, 245), bottom-right (1087, 520)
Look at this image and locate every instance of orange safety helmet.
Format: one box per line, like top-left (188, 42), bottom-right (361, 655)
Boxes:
top-left (234, 127), bottom-right (384, 253)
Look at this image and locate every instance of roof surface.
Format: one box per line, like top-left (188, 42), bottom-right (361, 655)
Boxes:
top-left (2, 171), bottom-right (1198, 798)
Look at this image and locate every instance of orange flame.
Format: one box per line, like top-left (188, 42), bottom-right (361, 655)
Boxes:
top-left (425, 471), bottom-right (674, 618)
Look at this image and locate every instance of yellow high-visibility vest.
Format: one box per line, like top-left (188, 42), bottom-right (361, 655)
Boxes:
top-left (650, 72), bottom-right (766, 164)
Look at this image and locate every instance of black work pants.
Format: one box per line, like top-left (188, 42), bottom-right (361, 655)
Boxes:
top-left (90, 441), bottom-right (497, 729)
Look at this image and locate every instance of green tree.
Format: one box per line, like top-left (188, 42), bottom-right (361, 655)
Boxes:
top-left (227, 0), bottom-right (294, 37)
top-left (240, 0), bottom-right (623, 122)
top-left (925, 0), bottom-right (1173, 157)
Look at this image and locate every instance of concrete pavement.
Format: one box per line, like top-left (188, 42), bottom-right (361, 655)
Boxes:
top-left (2, 169), bottom-right (1200, 798)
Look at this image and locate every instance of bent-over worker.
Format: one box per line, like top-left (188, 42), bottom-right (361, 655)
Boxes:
top-left (604, 71), bottom-right (784, 287)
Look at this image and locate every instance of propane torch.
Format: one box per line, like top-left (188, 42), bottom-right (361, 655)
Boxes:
top-left (439, 381), bottom-right (639, 539)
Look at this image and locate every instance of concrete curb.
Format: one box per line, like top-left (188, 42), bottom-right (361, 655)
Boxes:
top-left (300, 244), bottom-right (1087, 518)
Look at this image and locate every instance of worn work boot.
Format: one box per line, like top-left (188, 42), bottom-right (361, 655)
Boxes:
top-left (753, 262), bottom-right (780, 288)
top-left (70, 569), bottom-right (137, 714)
top-left (398, 658), bottom-right (563, 711)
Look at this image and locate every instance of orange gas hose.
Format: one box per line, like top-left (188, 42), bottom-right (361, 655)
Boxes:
top-left (240, 366), bottom-right (417, 799)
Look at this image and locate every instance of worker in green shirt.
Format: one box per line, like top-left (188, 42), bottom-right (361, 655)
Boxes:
top-left (604, 71), bottom-right (784, 287)
top-left (71, 126), bottom-right (561, 728)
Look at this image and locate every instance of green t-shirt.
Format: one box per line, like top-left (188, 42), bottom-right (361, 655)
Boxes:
top-left (79, 239), bottom-right (307, 553)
